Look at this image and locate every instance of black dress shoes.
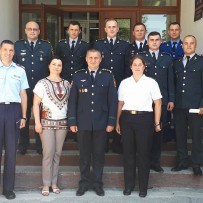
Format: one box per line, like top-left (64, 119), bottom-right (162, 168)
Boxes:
top-left (139, 191), bottom-right (147, 198)
top-left (2, 191), bottom-right (16, 199)
top-left (76, 186), bottom-right (88, 196)
top-left (150, 165), bottom-right (164, 173)
top-left (93, 186), bottom-right (105, 196)
top-left (123, 188), bottom-right (132, 196)
top-left (171, 164), bottom-right (188, 171)
top-left (193, 167), bottom-right (202, 176)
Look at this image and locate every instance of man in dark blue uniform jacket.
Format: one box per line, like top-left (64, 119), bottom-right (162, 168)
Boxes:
top-left (55, 21), bottom-right (89, 82)
top-left (13, 21), bottom-right (53, 154)
top-left (94, 18), bottom-right (129, 153)
top-left (126, 22), bottom-right (149, 77)
top-left (171, 35), bottom-right (203, 176)
top-left (160, 22), bottom-right (184, 60)
top-left (68, 49), bottom-right (117, 196)
top-left (139, 31), bottom-right (175, 173)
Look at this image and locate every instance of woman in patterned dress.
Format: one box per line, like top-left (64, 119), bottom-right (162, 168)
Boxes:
top-left (33, 56), bottom-right (70, 196)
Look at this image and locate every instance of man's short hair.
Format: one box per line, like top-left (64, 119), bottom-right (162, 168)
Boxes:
top-left (168, 22), bottom-right (181, 29)
top-left (133, 22), bottom-right (147, 30)
top-left (147, 31), bottom-right (161, 39)
top-left (86, 48), bottom-right (102, 57)
top-left (105, 18), bottom-right (118, 27)
top-left (67, 21), bottom-right (81, 30)
top-left (0, 40), bottom-right (14, 48)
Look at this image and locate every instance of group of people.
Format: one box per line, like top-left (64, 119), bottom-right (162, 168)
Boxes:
top-left (0, 18), bottom-right (203, 200)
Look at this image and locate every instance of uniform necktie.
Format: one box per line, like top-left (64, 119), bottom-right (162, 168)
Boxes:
top-left (30, 41), bottom-right (34, 51)
top-left (110, 38), bottom-right (113, 50)
top-left (152, 52), bottom-right (157, 63)
top-left (172, 41), bottom-right (177, 52)
top-left (90, 71), bottom-right (95, 82)
top-left (186, 56), bottom-right (190, 66)
top-left (71, 40), bottom-right (75, 52)
top-left (139, 42), bottom-right (143, 52)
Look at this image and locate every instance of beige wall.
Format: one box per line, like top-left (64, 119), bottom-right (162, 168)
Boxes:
top-left (181, 0), bottom-right (203, 54)
top-left (0, 0), bottom-right (19, 43)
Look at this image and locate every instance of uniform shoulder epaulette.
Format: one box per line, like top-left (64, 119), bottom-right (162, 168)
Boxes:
top-left (161, 52), bottom-right (170, 56)
top-left (16, 63), bottom-right (25, 69)
top-left (40, 39), bottom-right (51, 43)
top-left (15, 39), bottom-right (25, 43)
top-left (75, 69), bottom-right (86, 74)
top-left (96, 38), bottom-right (105, 42)
top-left (58, 39), bottom-right (66, 42)
top-left (80, 40), bottom-right (88, 43)
top-left (101, 68), bottom-right (112, 73)
top-left (138, 51), bottom-right (146, 54)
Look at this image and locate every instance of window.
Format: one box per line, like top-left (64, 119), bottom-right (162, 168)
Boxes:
top-left (142, 0), bottom-right (177, 6)
top-left (142, 14), bottom-right (176, 41)
top-left (103, 0), bottom-right (137, 6)
top-left (61, 0), bottom-right (96, 5)
top-left (22, 0), bottom-right (56, 4)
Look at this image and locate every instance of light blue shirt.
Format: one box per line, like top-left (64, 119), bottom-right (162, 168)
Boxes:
top-left (0, 61), bottom-right (29, 103)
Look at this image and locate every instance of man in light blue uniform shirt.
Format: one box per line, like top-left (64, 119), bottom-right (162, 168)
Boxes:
top-left (0, 40), bottom-right (29, 200)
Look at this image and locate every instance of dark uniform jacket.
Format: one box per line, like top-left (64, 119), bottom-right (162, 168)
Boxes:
top-left (160, 40), bottom-right (184, 60)
top-left (139, 51), bottom-right (175, 105)
top-left (94, 38), bottom-right (129, 87)
top-left (174, 54), bottom-right (203, 108)
top-left (126, 39), bottom-right (149, 77)
top-left (55, 38), bottom-right (89, 82)
top-left (68, 68), bottom-right (118, 131)
top-left (13, 39), bottom-right (53, 94)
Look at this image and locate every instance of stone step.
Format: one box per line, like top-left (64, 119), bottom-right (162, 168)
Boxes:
top-left (13, 166), bottom-right (203, 190)
top-left (3, 150), bottom-right (177, 166)
top-left (28, 139), bottom-right (195, 151)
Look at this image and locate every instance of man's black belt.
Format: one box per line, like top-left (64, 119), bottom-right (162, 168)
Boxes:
top-left (0, 102), bottom-right (19, 105)
top-left (123, 110), bottom-right (151, 115)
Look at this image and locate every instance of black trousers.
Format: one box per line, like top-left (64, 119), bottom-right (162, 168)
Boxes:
top-left (120, 112), bottom-right (154, 192)
top-left (77, 130), bottom-right (107, 188)
top-left (19, 93), bottom-right (41, 151)
top-left (150, 105), bottom-right (168, 167)
top-left (0, 103), bottom-right (21, 191)
top-left (174, 108), bottom-right (203, 167)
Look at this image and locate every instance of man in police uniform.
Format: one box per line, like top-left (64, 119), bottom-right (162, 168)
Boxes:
top-left (160, 22), bottom-right (184, 142)
top-left (94, 18), bottom-right (129, 153)
top-left (160, 22), bottom-right (184, 60)
top-left (55, 21), bottom-right (89, 82)
top-left (68, 49), bottom-right (117, 196)
top-left (139, 31), bottom-right (175, 173)
top-left (126, 22), bottom-right (149, 77)
top-left (171, 35), bottom-right (203, 176)
top-left (13, 21), bottom-right (53, 155)
top-left (0, 40), bottom-right (29, 199)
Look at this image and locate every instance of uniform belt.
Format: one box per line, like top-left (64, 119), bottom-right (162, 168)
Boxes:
top-left (0, 102), bottom-right (19, 105)
top-left (123, 110), bottom-right (151, 115)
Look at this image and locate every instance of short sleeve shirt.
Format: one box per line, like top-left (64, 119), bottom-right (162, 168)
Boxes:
top-left (118, 75), bottom-right (162, 111)
top-left (33, 78), bottom-right (70, 120)
top-left (0, 61), bottom-right (29, 103)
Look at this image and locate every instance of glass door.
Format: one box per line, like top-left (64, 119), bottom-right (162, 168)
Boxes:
top-left (42, 5), bottom-right (63, 50)
top-left (100, 12), bottom-right (136, 42)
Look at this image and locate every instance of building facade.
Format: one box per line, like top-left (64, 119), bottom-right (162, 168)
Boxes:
top-left (0, 0), bottom-right (202, 54)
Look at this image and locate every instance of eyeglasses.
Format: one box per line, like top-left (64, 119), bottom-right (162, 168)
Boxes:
top-left (26, 28), bottom-right (39, 32)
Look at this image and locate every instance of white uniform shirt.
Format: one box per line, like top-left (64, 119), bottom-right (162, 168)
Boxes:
top-left (118, 75), bottom-right (162, 112)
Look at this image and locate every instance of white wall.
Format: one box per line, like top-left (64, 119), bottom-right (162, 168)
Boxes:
top-left (181, 0), bottom-right (203, 54)
top-left (0, 0), bottom-right (19, 43)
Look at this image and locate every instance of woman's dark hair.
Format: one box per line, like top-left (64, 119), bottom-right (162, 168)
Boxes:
top-left (47, 56), bottom-right (62, 75)
top-left (130, 55), bottom-right (146, 66)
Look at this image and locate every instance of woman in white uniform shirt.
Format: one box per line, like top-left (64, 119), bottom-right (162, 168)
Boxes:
top-left (116, 55), bottom-right (162, 198)
top-left (33, 56), bottom-right (70, 196)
